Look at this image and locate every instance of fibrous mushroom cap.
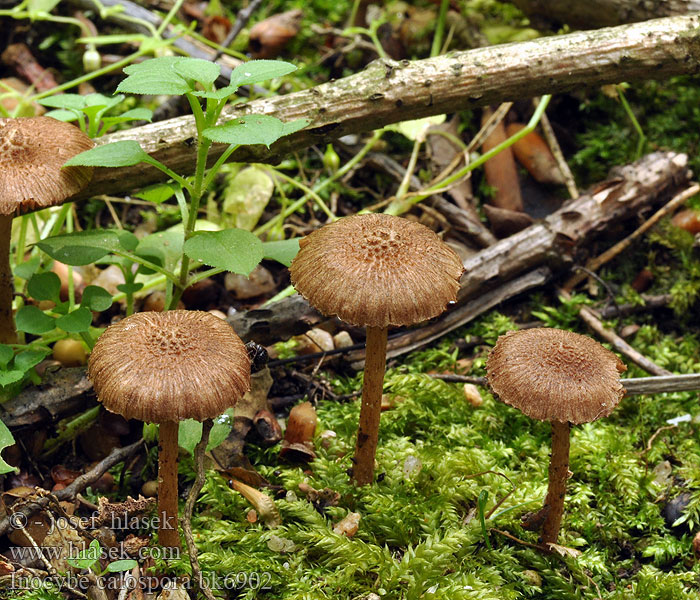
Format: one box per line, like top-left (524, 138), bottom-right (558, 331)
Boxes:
top-left (289, 213), bottom-right (464, 327)
top-left (0, 116), bottom-right (94, 215)
top-left (88, 310), bottom-right (251, 423)
top-left (486, 328), bottom-right (627, 425)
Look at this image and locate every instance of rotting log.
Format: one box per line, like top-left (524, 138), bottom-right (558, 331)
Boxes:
top-left (508, 0), bottom-right (700, 29)
top-left (70, 14), bottom-right (700, 201)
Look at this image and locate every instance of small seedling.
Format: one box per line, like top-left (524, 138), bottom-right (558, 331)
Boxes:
top-left (55, 57), bottom-right (307, 309)
top-left (67, 538), bottom-right (137, 575)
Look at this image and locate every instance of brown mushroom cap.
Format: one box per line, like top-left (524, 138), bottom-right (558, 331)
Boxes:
top-left (0, 116), bottom-right (94, 215)
top-left (486, 328), bottom-right (627, 424)
top-left (289, 214), bottom-right (464, 328)
top-left (88, 310), bottom-right (251, 423)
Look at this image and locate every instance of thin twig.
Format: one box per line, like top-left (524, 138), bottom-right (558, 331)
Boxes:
top-left (491, 527), bottom-right (545, 550)
top-left (564, 183), bottom-right (700, 291)
top-left (642, 424), bottom-right (677, 455)
top-left (182, 420), bottom-right (217, 600)
top-left (428, 372), bottom-right (700, 396)
top-left (533, 97), bottom-right (579, 199)
top-left (212, 0), bottom-right (264, 62)
top-left (559, 288), bottom-right (672, 376)
top-left (21, 520), bottom-right (89, 599)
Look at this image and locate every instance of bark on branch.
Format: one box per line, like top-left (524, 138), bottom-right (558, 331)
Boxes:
top-left (72, 14), bottom-right (700, 200)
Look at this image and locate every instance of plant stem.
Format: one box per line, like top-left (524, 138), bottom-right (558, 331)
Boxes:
top-left (541, 420), bottom-right (570, 546)
top-left (352, 325), bottom-right (388, 486)
top-left (384, 95), bottom-right (551, 215)
top-left (182, 419), bottom-right (216, 600)
top-left (430, 0), bottom-right (449, 57)
top-left (158, 421), bottom-right (181, 548)
top-left (0, 215), bottom-right (17, 345)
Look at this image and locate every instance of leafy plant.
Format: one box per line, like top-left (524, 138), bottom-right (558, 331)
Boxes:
top-left (37, 93), bottom-right (152, 137)
top-left (57, 57), bottom-right (307, 309)
top-left (67, 538), bottom-right (137, 575)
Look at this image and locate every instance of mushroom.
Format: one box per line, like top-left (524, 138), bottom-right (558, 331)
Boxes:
top-left (486, 327), bottom-right (627, 547)
top-left (88, 310), bottom-right (251, 547)
top-left (0, 116), bottom-right (94, 343)
top-left (290, 213), bottom-right (464, 485)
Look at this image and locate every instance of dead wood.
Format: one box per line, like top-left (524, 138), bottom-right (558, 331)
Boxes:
top-left (509, 0), bottom-right (700, 29)
top-left (69, 14), bottom-right (700, 201)
top-left (0, 367), bottom-right (92, 428)
top-left (433, 373), bottom-right (700, 396)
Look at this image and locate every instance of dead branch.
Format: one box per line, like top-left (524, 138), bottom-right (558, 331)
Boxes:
top-left (70, 14), bottom-right (700, 200)
top-left (431, 373), bottom-right (700, 396)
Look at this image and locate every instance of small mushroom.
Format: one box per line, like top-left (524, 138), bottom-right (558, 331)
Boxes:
top-left (486, 327), bottom-right (627, 547)
top-left (0, 117), bottom-right (94, 343)
top-left (88, 310), bottom-right (251, 547)
top-left (290, 213), bottom-right (464, 485)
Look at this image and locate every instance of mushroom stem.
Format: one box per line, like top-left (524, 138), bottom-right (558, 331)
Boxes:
top-left (158, 421), bottom-right (181, 548)
top-left (352, 325), bottom-right (388, 486)
top-left (541, 420), bottom-right (571, 546)
top-left (0, 214), bottom-right (17, 345)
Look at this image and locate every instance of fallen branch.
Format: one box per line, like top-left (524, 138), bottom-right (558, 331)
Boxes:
top-left (430, 373), bottom-right (700, 396)
top-left (559, 288), bottom-right (672, 376)
top-left (564, 184), bottom-right (700, 291)
top-left (70, 14), bottom-right (700, 200)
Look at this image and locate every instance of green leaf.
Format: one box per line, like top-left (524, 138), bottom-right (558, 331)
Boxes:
top-left (231, 60), bottom-right (298, 87)
top-left (219, 166), bottom-right (273, 230)
top-left (29, 0), bottom-right (61, 12)
top-left (15, 306), bottom-right (55, 335)
top-left (14, 349), bottom-right (50, 372)
top-left (84, 92), bottom-right (123, 110)
top-left (262, 238), bottom-right (300, 267)
top-left (37, 230), bottom-right (138, 266)
top-left (0, 420), bottom-right (17, 474)
top-left (134, 183), bottom-right (177, 204)
top-left (172, 58), bottom-right (220, 86)
top-left (101, 107), bottom-right (153, 127)
top-left (178, 420), bottom-right (201, 454)
top-left (56, 307), bottom-right (93, 333)
top-left (116, 282), bottom-right (143, 295)
top-left (67, 539), bottom-right (100, 570)
top-left (0, 345), bottom-right (13, 369)
top-left (81, 286), bottom-right (113, 312)
top-left (203, 115), bottom-right (307, 147)
top-left (118, 57), bottom-right (191, 95)
top-left (63, 140), bottom-right (150, 168)
top-left (42, 109), bottom-right (79, 122)
top-left (179, 409), bottom-right (233, 454)
top-left (196, 60), bottom-right (297, 99)
top-left (136, 231), bottom-right (183, 272)
top-left (37, 94), bottom-right (86, 110)
top-left (27, 272), bottom-right (61, 302)
top-left (183, 229), bottom-right (263, 275)
top-left (14, 255), bottom-right (41, 281)
top-left (106, 559), bottom-right (138, 573)
top-left (386, 115), bottom-right (446, 141)
top-left (0, 371), bottom-right (25, 388)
